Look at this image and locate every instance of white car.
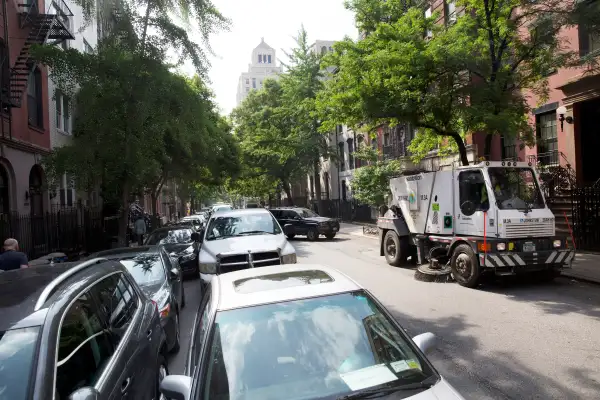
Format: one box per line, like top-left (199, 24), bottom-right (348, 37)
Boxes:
top-left (197, 208), bottom-right (297, 287)
top-left (160, 264), bottom-right (465, 400)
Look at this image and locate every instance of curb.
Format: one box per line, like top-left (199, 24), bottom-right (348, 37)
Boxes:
top-left (560, 271), bottom-right (600, 285)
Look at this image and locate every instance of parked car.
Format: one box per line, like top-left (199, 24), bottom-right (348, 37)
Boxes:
top-left (209, 204), bottom-right (233, 216)
top-left (181, 215), bottom-right (205, 231)
top-left (270, 207), bottom-right (340, 240)
top-left (90, 246), bottom-right (185, 353)
top-left (144, 225), bottom-right (201, 278)
top-left (160, 264), bottom-right (464, 400)
top-left (0, 258), bottom-right (169, 400)
top-left (197, 208), bottom-right (297, 289)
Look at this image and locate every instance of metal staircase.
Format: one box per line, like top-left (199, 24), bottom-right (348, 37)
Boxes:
top-left (4, 0), bottom-right (73, 108)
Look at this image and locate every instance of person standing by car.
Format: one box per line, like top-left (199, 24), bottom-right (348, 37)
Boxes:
top-left (134, 215), bottom-right (147, 246)
top-left (0, 238), bottom-right (28, 271)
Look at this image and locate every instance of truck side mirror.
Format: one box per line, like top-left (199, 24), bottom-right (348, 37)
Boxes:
top-left (460, 201), bottom-right (476, 216)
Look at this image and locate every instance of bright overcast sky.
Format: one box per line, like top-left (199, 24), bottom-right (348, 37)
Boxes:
top-left (182, 0), bottom-right (358, 115)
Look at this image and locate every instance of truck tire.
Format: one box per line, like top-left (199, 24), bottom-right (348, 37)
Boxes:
top-left (383, 230), bottom-right (408, 267)
top-left (450, 244), bottom-right (481, 288)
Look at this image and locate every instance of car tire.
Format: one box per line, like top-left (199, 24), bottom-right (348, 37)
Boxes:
top-left (325, 233), bottom-right (336, 240)
top-left (383, 230), bottom-right (407, 267)
top-left (170, 313), bottom-right (181, 354)
top-left (155, 354), bottom-right (169, 400)
top-left (286, 234), bottom-right (296, 239)
top-left (450, 244), bottom-right (481, 288)
top-left (307, 229), bottom-right (319, 241)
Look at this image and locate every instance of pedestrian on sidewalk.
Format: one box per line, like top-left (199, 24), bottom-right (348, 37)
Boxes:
top-left (0, 238), bottom-right (29, 271)
top-left (134, 215), bottom-right (147, 246)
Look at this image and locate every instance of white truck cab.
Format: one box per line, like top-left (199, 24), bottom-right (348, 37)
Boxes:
top-left (377, 161), bottom-right (575, 287)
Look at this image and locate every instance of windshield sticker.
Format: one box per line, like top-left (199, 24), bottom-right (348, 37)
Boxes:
top-left (390, 360), bottom-right (410, 373)
top-left (340, 363), bottom-right (398, 391)
top-left (406, 359), bottom-right (421, 370)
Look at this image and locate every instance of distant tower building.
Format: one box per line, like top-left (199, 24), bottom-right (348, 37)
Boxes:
top-left (236, 37), bottom-right (283, 107)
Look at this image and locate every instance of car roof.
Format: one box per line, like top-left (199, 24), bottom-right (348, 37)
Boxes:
top-left (214, 264), bottom-right (362, 311)
top-left (91, 246), bottom-right (160, 258)
top-left (211, 208), bottom-right (270, 218)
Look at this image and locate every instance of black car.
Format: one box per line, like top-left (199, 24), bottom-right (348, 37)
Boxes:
top-left (270, 207), bottom-right (340, 240)
top-left (144, 226), bottom-right (200, 278)
top-left (90, 246), bottom-right (185, 353)
top-left (0, 258), bottom-right (168, 400)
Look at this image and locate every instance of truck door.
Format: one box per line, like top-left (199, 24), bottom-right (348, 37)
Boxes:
top-left (455, 169), bottom-right (488, 237)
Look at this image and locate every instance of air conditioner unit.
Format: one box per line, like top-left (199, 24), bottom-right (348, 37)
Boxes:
top-left (448, 14), bottom-right (457, 24)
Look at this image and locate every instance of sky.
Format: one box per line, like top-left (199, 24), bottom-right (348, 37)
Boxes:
top-left (182, 0), bottom-right (358, 115)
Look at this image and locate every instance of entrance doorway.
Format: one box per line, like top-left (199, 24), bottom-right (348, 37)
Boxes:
top-left (580, 97), bottom-right (600, 185)
top-left (29, 165), bottom-right (44, 216)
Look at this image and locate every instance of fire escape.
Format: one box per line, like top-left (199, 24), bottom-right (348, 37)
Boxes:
top-left (1, 0), bottom-right (74, 110)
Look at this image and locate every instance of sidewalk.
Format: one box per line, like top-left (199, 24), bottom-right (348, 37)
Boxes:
top-left (339, 223), bottom-right (600, 284)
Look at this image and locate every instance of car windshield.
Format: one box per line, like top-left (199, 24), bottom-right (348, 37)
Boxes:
top-left (214, 206), bottom-right (233, 212)
top-left (202, 291), bottom-right (435, 400)
top-left (206, 213), bottom-right (282, 241)
top-left (145, 228), bottom-right (193, 245)
top-left (0, 327), bottom-right (40, 400)
top-left (297, 208), bottom-right (318, 218)
top-left (119, 253), bottom-right (166, 286)
top-left (487, 167), bottom-right (545, 210)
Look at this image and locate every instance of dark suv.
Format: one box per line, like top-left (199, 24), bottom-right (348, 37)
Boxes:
top-left (270, 207), bottom-right (340, 240)
top-left (0, 258), bottom-right (169, 400)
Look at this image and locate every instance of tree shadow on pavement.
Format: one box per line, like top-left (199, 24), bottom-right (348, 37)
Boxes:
top-left (387, 308), bottom-right (597, 399)
top-left (478, 275), bottom-right (600, 320)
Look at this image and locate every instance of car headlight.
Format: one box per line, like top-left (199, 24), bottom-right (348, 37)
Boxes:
top-left (281, 253), bottom-right (297, 264)
top-left (199, 262), bottom-right (217, 274)
top-left (496, 243), bottom-right (506, 251)
top-left (553, 239), bottom-right (561, 248)
top-left (180, 253), bottom-right (197, 262)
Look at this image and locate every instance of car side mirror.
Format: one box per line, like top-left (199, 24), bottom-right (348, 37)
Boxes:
top-left (283, 224), bottom-right (295, 236)
top-left (170, 268), bottom-right (180, 279)
top-left (68, 387), bottom-right (100, 400)
top-left (191, 232), bottom-right (202, 242)
top-left (412, 332), bottom-right (436, 355)
top-left (160, 375), bottom-right (192, 400)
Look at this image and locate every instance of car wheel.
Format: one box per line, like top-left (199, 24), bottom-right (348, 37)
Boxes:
top-left (325, 233), bottom-right (336, 240)
top-left (170, 313), bottom-right (181, 354)
top-left (307, 229), bottom-right (319, 241)
top-left (155, 354), bottom-right (169, 400)
top-left (286, 234), bottom-right (296, 239)
top-left (450, 244), bottom-right (481, 288)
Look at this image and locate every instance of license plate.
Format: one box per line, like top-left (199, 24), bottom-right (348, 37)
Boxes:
top-left (333, 227), bottom-right (338, 231)
top-left (523, 242), bottom-right (536, 252)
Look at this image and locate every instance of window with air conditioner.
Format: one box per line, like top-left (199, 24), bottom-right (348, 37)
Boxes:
top-left (446, 1), bottom-right (457, 25)
top-left (425, 7), bottom-right (433, 38)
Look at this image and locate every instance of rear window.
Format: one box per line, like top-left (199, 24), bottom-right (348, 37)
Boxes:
top-left (0, 326), bottom-right (40, 400)
top-left (119, 254), bottom-right (166, 286)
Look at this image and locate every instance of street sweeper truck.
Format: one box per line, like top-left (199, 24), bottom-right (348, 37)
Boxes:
top-left (377, 161), bottom-right (575, 287)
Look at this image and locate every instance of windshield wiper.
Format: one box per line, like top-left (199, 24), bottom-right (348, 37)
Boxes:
top-left (236, 230), bottom-right (274, 236)
top-left (336, 376), bottom-right (438, 399)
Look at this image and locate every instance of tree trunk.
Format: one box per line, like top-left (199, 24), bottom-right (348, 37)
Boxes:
top-left (451, 134), bottom-right (470, 166)
top-left (282, 182), bottom-right (294, 206)
top-left (484, 133), bottom-right (493, 160)
top-left (118, 184), bottom-right (130, 247)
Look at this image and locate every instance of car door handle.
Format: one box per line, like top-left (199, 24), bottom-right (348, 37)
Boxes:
top-left (121, 377), bottom-right (131, 393)
top-left (147, 329), bottom-right (153, 339)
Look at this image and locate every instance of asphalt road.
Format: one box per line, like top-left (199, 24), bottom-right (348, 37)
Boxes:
top-left (168, 227), bottom-right (600, 399)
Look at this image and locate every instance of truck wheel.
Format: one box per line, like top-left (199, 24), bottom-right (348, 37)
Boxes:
top-left (450, 244), bottom-right (480, 288)
top-left (383, 231), bottom-right (407, 267)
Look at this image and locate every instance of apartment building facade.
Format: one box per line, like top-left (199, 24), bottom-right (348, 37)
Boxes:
top-left (235, 38), bottom-right (282, 107)
top-left (0, 0), bottom-right (74, 216)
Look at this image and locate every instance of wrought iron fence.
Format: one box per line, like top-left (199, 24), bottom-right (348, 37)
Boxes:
top-left (311, 199), bottom-right (376, 224)
top-left (0, 208), bottom-right (106, 260)
top-left (571, 187), bottom-right (600, 251)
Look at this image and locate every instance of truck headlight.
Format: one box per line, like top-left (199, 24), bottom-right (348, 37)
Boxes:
top-left (496, 243), bottom-right (506, 251)
top-left (199, 263), bottom-right (217, 274)
top-left (281, 253), bottom-right (297, 264)
top-left (553, 240), bottom-right (561, 248)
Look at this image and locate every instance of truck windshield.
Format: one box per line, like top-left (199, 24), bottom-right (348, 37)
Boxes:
top-left (487, 167), bottom-right (545, 210)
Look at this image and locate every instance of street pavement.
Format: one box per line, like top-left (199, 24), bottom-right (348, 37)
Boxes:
top-left (169, 227), bottom-right (600, 399)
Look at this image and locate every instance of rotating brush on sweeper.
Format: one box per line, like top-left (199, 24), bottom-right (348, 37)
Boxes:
top-left (414, 247), bottom-right (453, 283)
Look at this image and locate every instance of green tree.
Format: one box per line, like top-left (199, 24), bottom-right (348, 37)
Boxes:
top-left (350, 147), bottom-right (403, 206)
top-left (320, 0), bottom-right (600, 166)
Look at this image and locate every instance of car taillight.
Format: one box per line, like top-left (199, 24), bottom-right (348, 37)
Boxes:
top-left (159, 303), bottom-right (171, 318)
top-left (151, 300), bottom-right (159, 314)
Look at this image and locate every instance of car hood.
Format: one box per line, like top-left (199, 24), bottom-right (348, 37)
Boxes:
top-left (201, 234), bottom-right (289, 256)
top-left (305, 216), bottom-right (337, 223)
top-left (399, 377), bottom-right (464, 400)
top-left (162, 242), bottom-right (194, 255)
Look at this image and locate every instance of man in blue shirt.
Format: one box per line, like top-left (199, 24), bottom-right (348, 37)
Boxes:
top-left (0, 238), bottom-right (29, 271)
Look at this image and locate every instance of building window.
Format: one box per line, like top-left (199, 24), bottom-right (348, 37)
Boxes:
top-left (55, 89), bottom-right (70, 133)
top-left (536, 112), bottom-right (558, 165)
top-left (252, 78), bottom-right (256, 88)
top-left (245, 78), bottom-right (249, 85)
top-left (27, 67), bottom-right (43, 128)
top-left (347, 138), bottom-right (354, 169)
top-left (356, 136), bottom-right (364, 168)
top-left (445, 1), bottom-right (457, 25)
top-left (267, 54), bottom-right (272, 63)
top-left (324, 172), bottom-right (330, 199)
top-left (425, 7), bottom-right (433, 38)
top-left (83, 39), bottom-right (93, 53)
top-left (0, 40), bottom-right (9, 98)
top-left (258, 54), bottom-right (262, 63)
top-left (328, 46), bottom-right (333, 52)
top-left (321, 46), bottom-right (327, 54)
top-left (579, 26), bottom-right (600, 56)
top-left (245, 87), bottom-right (249, 92)
top-left (383, 127), bottom-right (390, 146)
top-left (338, 142), bottom-right (345, 171)
top-left (501, 135), bottom-right (517, 160)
